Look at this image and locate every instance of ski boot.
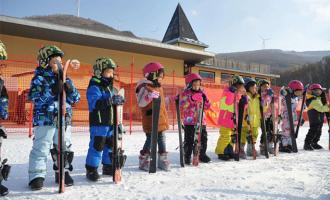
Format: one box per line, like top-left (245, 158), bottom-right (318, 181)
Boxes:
top-left (217, 154), bottom-right (231, 161)
top-left (86, 165), bottom-right (100, 182)
top-left (239, 144), bottom-right (247, 159)
top-left (139, 150), bottom-right (150, 171)
top-left (102, 164), bottom-right (113, 175)
top-left (304, 143), bottom-right (314, 151)
top-left (29, 177), bottom-right (44, 191)
top-left (158, 152), bottom-right (170, 171)
top-left (199, 154), bottom-right (211, 163)
top-left (311, 143), bottom-right (323, 150)
top-left (184, 155), bottom-right (191, 165)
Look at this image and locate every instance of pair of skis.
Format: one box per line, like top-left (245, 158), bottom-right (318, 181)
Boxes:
top-left (326, 89), bottom-right (330, 151)
top-left (283, 85), bottom-right (308, 153)
top-left (56, 60), bottom-right (68, 193)
top-left (112, 89), bottom-right (125, 183)
top-left (259, 90), bottom-right (269, 159)
top-left (233, 92), bottom-right (244, 161)
top-left (149, 97), bottom-right (161, 173)
top-left (175, 96), bottom-right (184, 167)
top-left (192, 97), bottom-right (205, 166)
top-left (174, 94), bottom-right (205, 167)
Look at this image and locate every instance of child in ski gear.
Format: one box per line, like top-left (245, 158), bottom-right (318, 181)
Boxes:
top-left (0, 41), bottom-right (10, 196)
top-left (304, 84), bottom-right (329, 150)
top-left (28, 45), bottom-right (80, 190)
top-left (179, 73), bottom-right (211, 164)
top-left (215, 75), bottom-right (246, 161)
top-left (240, 78), bottom-right (261, 158)
top-left (136, 62), bottom-right (169, 171)
top-left (258, 79), bottom-right (275, 154)
top-left (278, 80), bottom-right (304, 153)
top-left (85, 57), bottom-right (125, 181)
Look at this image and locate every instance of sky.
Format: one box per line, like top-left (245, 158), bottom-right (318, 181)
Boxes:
top-left (1, 0), bottom-right (330, 53)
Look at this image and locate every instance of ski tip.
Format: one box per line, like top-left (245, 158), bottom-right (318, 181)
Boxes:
top-left (114, 170), bottom-right (122, 184)
top-left (192, 157), bottom-right (199, 166)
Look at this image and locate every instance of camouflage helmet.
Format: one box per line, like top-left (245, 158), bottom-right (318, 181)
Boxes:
top-left (93, 57), bottom-right (117, 78)
top-left (229, 75), bottom-right (244, 86)
top-left (257, 79), bottom-right (270, 87)
top-left (37, 45), bottom-right (64, 68)
top-left (0, 41), bottom-right (8, 60)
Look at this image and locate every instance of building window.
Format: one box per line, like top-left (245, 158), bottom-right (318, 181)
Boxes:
top-left (184, 64), bottom-right (191, 76)
top-left (220, 73), bottom-right (234, 84)
top-left (199, 70), bottom-right (215, 83)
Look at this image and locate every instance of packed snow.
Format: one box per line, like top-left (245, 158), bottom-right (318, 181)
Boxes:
top-left (1, 126), bottom-right (329, 200)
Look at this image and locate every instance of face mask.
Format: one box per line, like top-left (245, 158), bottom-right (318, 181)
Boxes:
top-left (101, 76), bottom-right (113, 87)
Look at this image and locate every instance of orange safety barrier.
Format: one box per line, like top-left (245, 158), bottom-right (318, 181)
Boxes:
top-left (0, 58), bottom-right (311, 136)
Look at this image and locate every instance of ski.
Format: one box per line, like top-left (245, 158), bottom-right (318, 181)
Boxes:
top-left (192, 97), bottom-right (205, 166)
top-left (284, 89), bottom-right (298, 153)
top-left (112, 88), bottom-right (126, 183)
top-left (175, 95), bottom-right (184, 167)
top-left (271, 95), bottom-right (278, 156)
top-left (232, 92), bottom-right (239, 161)
top-left (259, 90), bottom-right (269, 158)
top-left (246, 98), bottom-right (257, 160)
top-left (295, 84), bottom-right (308, 138)
top-left (149, 97), bottom-right (161, 173)
top-left (55, 60), bottom-right (69, 193)
top-left (328, 89), bottom-right (330, 151)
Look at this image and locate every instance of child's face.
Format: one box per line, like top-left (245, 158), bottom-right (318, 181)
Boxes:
top-left (102, 68), bottom-right (114, 78)
top-left (313, 89), bottom-right (322, 96)
top-left (49, 56), bottom-right (62, 74)
top-left (157, 71), bottom-right (164, 83)
top-left (237, 84), bottom-right (246, 94)
top-left (192, 80), bottom-right (201, 90)
top-left (261, 83), bottom-right (270, 92)
top-left (249, 84), bottom-right (257, 95)
top-left (294, 90), bottom-right (303, 97)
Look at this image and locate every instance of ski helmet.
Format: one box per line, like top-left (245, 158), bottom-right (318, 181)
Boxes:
top-left (229, 75), bottom-right (244, 86)
top-left (257, 79), bottom-right (270, 87)
top-left (185, 73), bottom-right (202, 85)
top-left (288, 80), bottom-right (304, 91)
top-left (309, 83), bottom-right (324, 91)
top-left (244, 77), bottom-right (257, 91)
top-left (93, 57), bottom-right (117, 78)
top-left (143, 62), bottom-right (164, 80)
top-left (0, 41), bottom-right (7, 60)
top-left (37, 45), bottom-right (64, 68)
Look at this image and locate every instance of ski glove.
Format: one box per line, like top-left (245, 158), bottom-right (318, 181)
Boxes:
top-left (320, 92), bottom-right (327, 105)
top-left (111, 94), bottom-right (125, 105)
top-left (240, 95), bottom-right (248, 105)
top-left (147, 91), bottom-right (160, 100)
top-left (191, 93), bottom-right (204, 102)
top-left (0, 126), bottom-right (7, 139)
top-left (267, 88), bottom-right (274, 97)
top-left (280, 88), bottom-right (288, 96)
top-left (64, 80), bottom-right (74, 94)
top-left (229, 86), bottom-right (237, 93)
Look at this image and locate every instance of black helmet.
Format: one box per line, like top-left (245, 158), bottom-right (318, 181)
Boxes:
top-left (244, 77), bottom-right (256, 91)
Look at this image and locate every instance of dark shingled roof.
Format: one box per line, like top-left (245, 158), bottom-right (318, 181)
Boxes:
top-left (162, 3), bottom-right (199, 43)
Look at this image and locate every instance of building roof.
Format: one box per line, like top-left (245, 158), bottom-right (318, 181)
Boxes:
top-left (0, 15), bottom-right (214, 63)
top-left (162, 4), bottom-right (208, 47)
top-left (196, 63), bottom-right (280, 79)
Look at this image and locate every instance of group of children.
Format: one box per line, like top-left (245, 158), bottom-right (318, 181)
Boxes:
top-left (0, 42), bottom-right (329, 195)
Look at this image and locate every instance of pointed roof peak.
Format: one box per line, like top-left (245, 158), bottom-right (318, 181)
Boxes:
top-left (162, 3), bottom-right (207, 47)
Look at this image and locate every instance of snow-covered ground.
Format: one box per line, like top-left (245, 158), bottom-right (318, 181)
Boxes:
top-left (1, 126), bottom-right (329, 200)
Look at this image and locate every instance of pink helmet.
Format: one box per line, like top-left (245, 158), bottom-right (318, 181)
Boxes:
top-left (288, 80), bottom-right (304, 91)
top-left (185, 73), bottom-right (202, 85)
top-left (309, 83), bottom-right (324, 90)
top-left (143, 62), bottom-right (164, 77)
